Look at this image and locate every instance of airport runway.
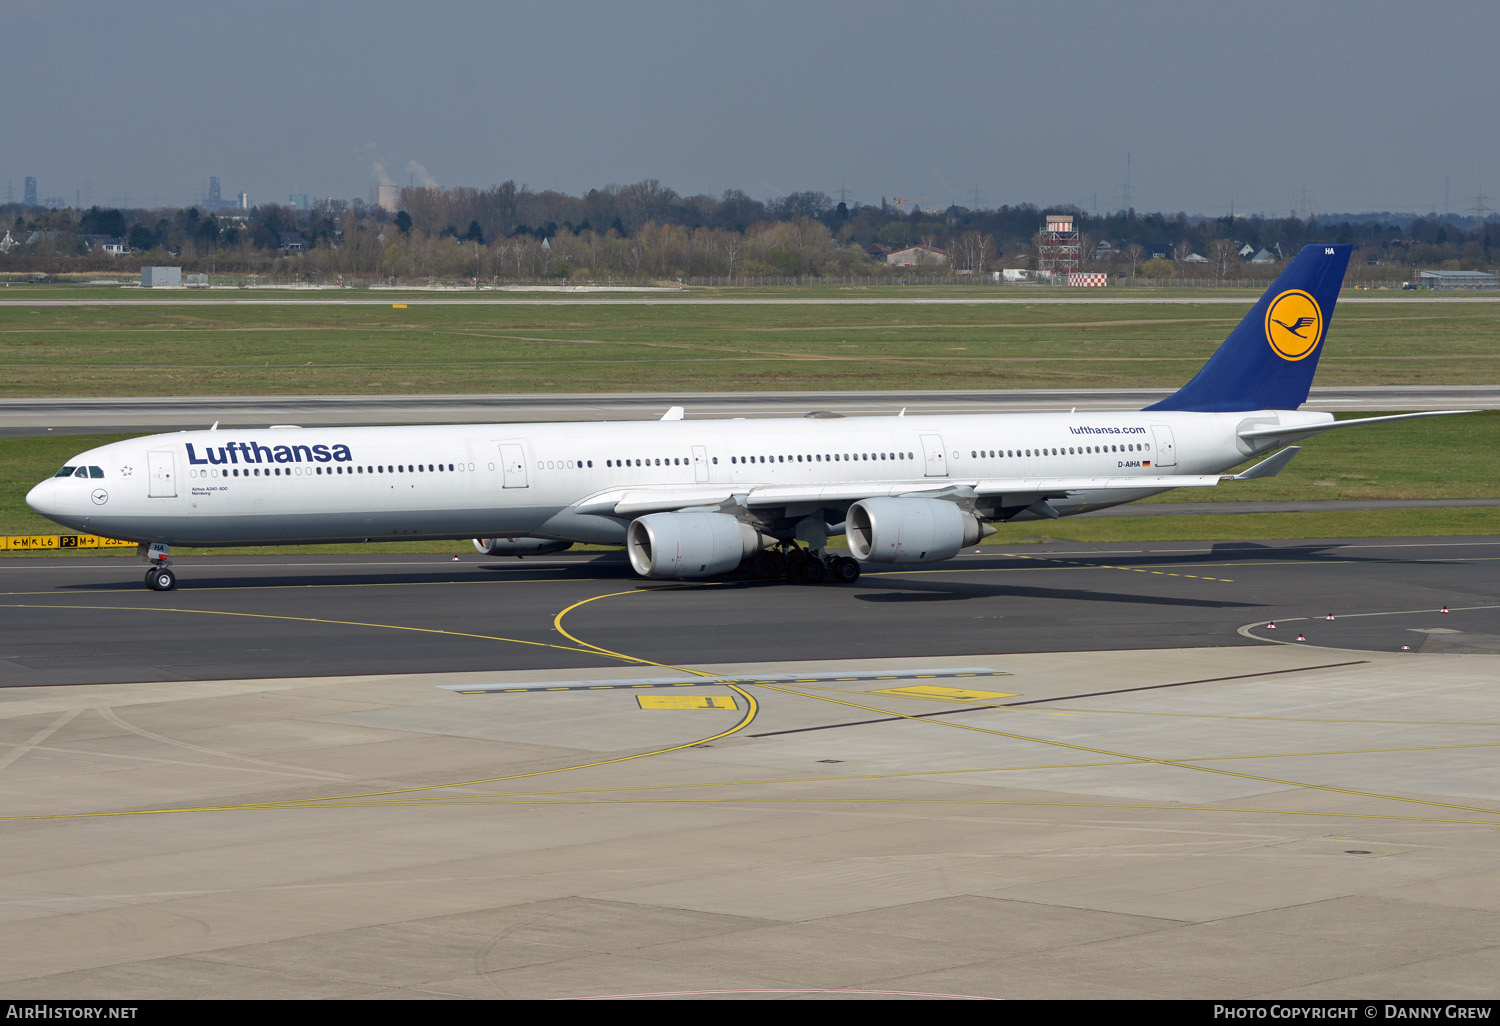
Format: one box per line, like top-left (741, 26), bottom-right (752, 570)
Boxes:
top-left (2, 539), bottom-right (1498, 999)
top-left (3, 384), bottom-right (1495, 436)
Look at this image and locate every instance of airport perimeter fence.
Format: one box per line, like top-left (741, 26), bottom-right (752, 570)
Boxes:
top-left (677, 274), bottom-right (1297, 288)
top-left (236, 274), bottom-right (1304, 289)
top-left (34, 272), bottom-right (1424, 291)
top-left (677, 274), bottom-right (1420, 289)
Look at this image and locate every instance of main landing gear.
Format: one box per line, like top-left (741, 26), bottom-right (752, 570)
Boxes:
top-left (749, 545), bottom-right (860, 585)
top-left (139, 542), bottom-right (176, 591)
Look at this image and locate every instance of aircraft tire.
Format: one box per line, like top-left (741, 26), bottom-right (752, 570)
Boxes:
top-left (146, 568), bottom-right (176, 591)
top-left (832, 557), bottom-right (860, 584)
top-left (754, 550), bottom-right (786, 578)
top-left (797, 559), bottom-right (826, 585)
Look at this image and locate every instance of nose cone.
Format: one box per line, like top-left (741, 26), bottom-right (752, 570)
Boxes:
top-left (26, 478), bottom-right (59, 520)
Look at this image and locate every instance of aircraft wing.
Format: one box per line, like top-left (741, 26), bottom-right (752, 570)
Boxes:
top-left (601, 447), bottom-right (1297, 519)
top-left (606, 482), bottom-right (949, 516)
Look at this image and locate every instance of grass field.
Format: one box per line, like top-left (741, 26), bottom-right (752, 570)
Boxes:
top-left (3, 291), bottom-right (1498, 396)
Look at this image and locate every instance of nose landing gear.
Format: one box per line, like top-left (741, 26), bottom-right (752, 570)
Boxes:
top-left (138, 542), bottom-right (176, 590)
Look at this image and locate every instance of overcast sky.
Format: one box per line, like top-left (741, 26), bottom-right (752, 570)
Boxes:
top-left (5, 0), bottom-right (1497, 217)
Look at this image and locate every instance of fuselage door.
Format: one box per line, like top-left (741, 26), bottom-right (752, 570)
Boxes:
top-left (148, 449), bottom-right (176, 497)
top-left (498, 443), bottom-right (528, 488)
top-left (1150, 425), bottom-right (1177, 467)
top-left (920, 434), bottom-right (948, 477)
top-left (691, 444), bottom-right (709, 484)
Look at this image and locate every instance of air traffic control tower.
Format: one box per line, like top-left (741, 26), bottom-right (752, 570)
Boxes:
top-left (1038, 213), bottom-right (1081, 277)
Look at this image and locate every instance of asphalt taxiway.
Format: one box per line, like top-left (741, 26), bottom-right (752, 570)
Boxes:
top-left (2, 538), bottom-right (1498, 685)
top-left (2, 539), bottom-right (1498, 999)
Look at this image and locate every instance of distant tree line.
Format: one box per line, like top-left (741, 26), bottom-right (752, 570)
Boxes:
top-left (3, 180), bottom-right (1498, 282)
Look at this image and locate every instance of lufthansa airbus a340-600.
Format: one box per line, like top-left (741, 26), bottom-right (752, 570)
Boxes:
top-left (26, 244), bottom-right (1469, 591)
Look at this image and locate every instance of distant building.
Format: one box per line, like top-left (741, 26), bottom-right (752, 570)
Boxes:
top-left (0, 230), bottom-right (14, 254)
top-left (1417, 269), bottom-right (1498, 290)
top-left (82, 235), bottom-right (128, 256)
top-left (278, 232), bottom-right (308, 252)
top-left (141, 266), bottom-right (182, 287)
top-left (23, 176), bottom-right (37, 207)
top-left (288, 194), bottom-right (308, 211)
top-left (886, 244), bottom-right (947, 267)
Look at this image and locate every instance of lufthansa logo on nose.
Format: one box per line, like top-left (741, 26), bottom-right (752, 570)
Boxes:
top-left (91, 488), bottom-right (109, 505)
top-left (1265, 289), bottom-right (1323, 361)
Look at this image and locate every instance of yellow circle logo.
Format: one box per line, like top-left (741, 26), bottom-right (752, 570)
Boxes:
top-left (1265, 290), bottom-right (1323, 361)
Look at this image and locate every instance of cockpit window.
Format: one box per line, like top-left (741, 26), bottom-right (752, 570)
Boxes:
top-left (88, 466), bottom-right (104, 478)
top-left (54, 466), bottom-right (77, 478)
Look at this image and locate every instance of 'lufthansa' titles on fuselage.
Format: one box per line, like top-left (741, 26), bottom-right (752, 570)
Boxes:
top-left (185, 441), bottom-right (354, 466)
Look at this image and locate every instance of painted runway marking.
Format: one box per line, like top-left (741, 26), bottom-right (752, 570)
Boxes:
top-left (444, 667), bottom-right (1011, 695)
top-left (869, 685), bottom-right (1017, 702)
top-left (637, 695), bottom-right (737, 710)
top-left (1003, 552), bottom-right (1235, 581)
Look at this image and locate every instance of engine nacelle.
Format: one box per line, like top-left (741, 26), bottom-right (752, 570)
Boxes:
top-left (472, 536), bottom-right (574, 556)
top-left (627, 512), bottom-right (767, 579)
top-left (846, 497), bottom-right (988, 564)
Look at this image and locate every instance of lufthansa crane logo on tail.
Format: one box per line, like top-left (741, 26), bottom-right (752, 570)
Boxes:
top-left (1265, 289), bottom-right (1324, 361)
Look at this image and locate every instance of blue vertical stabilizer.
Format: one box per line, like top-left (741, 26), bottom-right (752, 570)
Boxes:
top-left (1145, 244), bottom-right (1352, 412)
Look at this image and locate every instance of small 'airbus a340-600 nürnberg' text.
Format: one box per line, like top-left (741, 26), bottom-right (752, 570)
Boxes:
top-left (27, 244), bottom-right (1470, 590)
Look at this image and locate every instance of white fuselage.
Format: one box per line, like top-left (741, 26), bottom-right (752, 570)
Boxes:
top-left (26, 407), bottom-right (1331, 547)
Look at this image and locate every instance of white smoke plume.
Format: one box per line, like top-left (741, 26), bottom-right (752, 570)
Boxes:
top-left (406, 161), bottom-right (439, 188)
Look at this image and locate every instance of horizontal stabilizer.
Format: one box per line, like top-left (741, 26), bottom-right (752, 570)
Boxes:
top-left (1239, 410), bottom-right (1476, 443)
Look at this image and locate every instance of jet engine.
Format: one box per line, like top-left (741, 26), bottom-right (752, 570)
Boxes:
top-left (627, 512), bottom-right (770, 579)
top-left (846, 497), bottom-right (990, 564)
top-left (472, 536), bottom-right (574, 556)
